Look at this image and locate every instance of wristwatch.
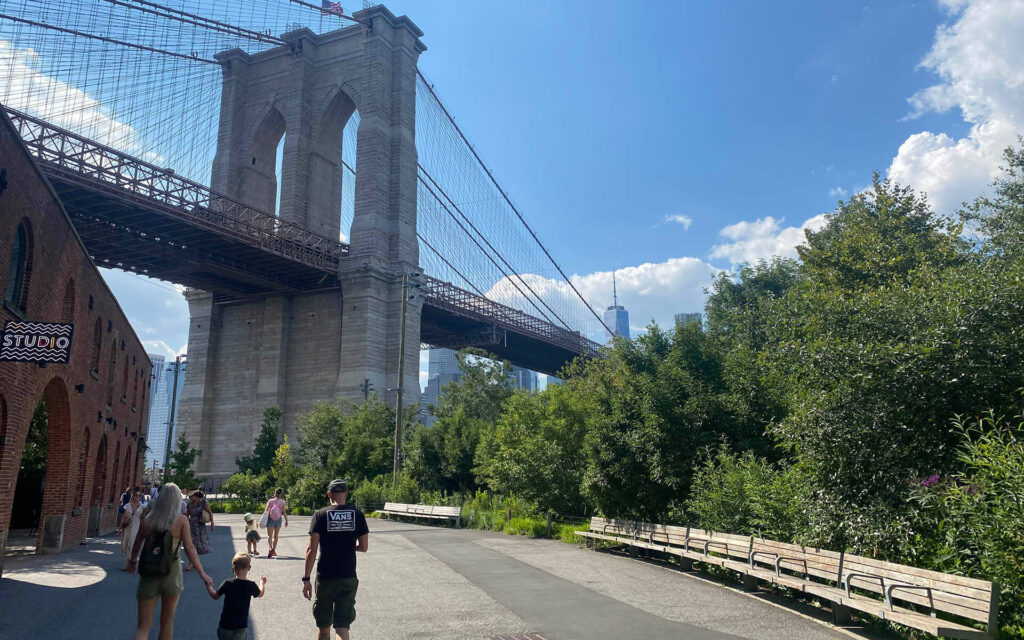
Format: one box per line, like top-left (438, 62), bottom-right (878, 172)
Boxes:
top-left (301, 576), bottom-right (311, 582)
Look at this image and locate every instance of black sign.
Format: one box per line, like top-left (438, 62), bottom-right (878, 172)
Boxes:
top-left (1, 321), bottom-right (75, 364)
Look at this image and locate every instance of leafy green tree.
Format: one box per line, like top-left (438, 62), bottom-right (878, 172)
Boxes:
top-left (166, 432), bottom-right (201, 490)
top-left (580, 323), bottom-right (736, 521)
top-left (407, 350), bottom-right (513, 493)
top-left (477, 382), bottom-right (589, 515)
top-left (270, 436), bottom-right (299, 489)
top-left (966, 139), bottom-right (1024, 256)
top-left (766, 176), bottom-right (1024, 509)
top-left (221, 471), bottom-right (268, 511)
top-left (297, 401), bottom-right (343, 469)
top-left (236, 405), bottom-right (281, 475)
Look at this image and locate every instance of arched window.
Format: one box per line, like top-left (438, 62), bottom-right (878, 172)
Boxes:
top-left (122, 448), bottom-right (132, 492)
top-left (110, 441), bottom-right (121, 503)
top-left (133, 370), bottom-right (140, 408)
top-left (4, 219), bottom-right (33, 310)
top-left (91, 435), bottom-right (107, 506)
top-left (77, 429), bottom-right (90, 507)
top-left (0, 394), bottom-right (7, 448)
top-left (90, 318), bottom-right (102, 375)
top-left (121, 357), bottom-right (129, 402)
top-left (60, 279), bottom-right (75, 323)
top-left (106, 342), bottom-right (117, 406)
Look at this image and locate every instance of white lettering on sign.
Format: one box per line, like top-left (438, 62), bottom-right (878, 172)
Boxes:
top-left (327, 510), bottom-right (355, 532)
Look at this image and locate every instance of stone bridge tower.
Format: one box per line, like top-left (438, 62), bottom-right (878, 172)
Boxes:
top-left (178, 6), bottom-right (425, 477)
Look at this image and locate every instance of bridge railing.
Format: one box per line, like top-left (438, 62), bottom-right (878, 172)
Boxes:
top-left (420, 275), bottom-right (603, 359)
top-left (4, 108), bottom-right (348, 271)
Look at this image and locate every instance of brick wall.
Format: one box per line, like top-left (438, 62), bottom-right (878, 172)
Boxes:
top-left (0, 109), bottom-right (152, 574)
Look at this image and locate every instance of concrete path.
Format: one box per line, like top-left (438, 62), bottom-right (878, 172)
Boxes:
top-left (0, 515), bottom-right (857, 640)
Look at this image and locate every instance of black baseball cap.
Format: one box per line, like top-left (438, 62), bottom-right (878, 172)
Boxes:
top-left (328, 479), bottom-right (349, 494)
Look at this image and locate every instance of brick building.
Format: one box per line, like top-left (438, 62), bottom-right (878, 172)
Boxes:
top-left (0, 108), bottom-right (151, 577)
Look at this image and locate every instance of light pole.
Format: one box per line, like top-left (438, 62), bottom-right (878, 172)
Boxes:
top-left (162, 354), bottom-right (186, 474)
top-left (393, 272), bottom-right (420, 482)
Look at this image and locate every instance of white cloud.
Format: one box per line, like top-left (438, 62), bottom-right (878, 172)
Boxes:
top-left (708, 214), bottom-right (828, 266)
top-left (828, 186), bottom-right (848, 198)
top-left (485, 257), bottom-right (718, 340)
top-left (663, 214), bottom-right (693, 230)
top-left (886, 0), bottom-right (1024, 214)
top-left (0, 39), bottom-right (163, 162)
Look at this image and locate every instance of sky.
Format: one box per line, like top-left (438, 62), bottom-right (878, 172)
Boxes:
top-left (90, 0), bottom-right (1024, 388)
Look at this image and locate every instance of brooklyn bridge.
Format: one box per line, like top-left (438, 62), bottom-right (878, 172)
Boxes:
top-left (0, 1), bottom-right (608, 476)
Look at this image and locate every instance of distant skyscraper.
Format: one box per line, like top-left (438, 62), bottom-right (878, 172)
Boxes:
top-left (420, 348), bottom-right (540, 425)
top-left (674, 312), bottom-right (702, 327)
top-left (428, 347), bottom-right (460, 377)
top-left (603, 271), bottom-right (630, 341)
top-left (145, 354), bottom-right (186, 468)
top-left (509, 365), bottom-right (538, 392)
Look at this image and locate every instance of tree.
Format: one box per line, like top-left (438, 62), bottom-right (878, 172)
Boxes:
top-left (406, 349), bottom-right (513, 493)
top-left (236, 405), bottom-right (281, 475)
top-left (270, 436), bottom-right (299, 489)
top-left (765, 176), bottom-right (1024, 514)
top-left (221, 471), bottom-right (268, 511)
top-left (166, 432), bottom-right (201, 490)
top-left (477, 383), bottom-right (590, 515)
top-left (579, 323), bottom-right (737, 521)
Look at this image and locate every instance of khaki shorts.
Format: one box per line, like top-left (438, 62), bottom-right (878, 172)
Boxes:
top-left (313, 576), bottom-right (359, 629)
top-left (136, 560), bottom-right (183, 601)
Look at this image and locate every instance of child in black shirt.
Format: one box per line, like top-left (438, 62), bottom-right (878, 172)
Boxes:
top-left (206, 551), bottom-right (266, 640)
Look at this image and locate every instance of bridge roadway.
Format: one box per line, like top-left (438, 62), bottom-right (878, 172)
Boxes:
top-left (0, 514), bottom-right (857, 640)
top-left (5, 107), bottom-right (599, 376)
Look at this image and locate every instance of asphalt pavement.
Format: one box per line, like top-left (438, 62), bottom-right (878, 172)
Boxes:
top-left (0, 515), bottom-right (859, 640)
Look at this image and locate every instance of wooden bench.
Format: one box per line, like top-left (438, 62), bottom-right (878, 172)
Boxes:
top-left (576, 517), bottom-right (999, 638)
top-left (379, 502), bottom-right (461, 528)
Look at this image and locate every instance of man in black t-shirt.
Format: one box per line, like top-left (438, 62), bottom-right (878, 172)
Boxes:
top-left (303, 479), bottom-right (369, 640)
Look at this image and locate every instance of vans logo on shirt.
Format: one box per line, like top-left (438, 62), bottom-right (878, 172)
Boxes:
top-left (327, 509), bottom-right (355, 532)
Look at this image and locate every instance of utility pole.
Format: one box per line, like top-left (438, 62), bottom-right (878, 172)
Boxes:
top-left (361, 378), bottom-right (373, 400)
top-left (162, 354), bottom-right (185, 473)
top-left (393, 273), bottom-right (410, 481)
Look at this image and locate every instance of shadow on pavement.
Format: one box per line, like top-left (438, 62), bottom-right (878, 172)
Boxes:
top-left (0, 525), bottom-right (244, 640)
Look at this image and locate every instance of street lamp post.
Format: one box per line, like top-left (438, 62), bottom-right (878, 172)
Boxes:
top-left (162, 354), bottom-right (186, 473)
top-left (393, 273), bottom-right (410, 482)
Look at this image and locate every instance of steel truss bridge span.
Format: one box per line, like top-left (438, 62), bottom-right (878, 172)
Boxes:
top-left (7, 107), bottom-right (599, 375)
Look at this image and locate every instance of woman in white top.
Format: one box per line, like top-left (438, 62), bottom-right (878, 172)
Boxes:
top-left (120, 489), bottom-right (143, 570)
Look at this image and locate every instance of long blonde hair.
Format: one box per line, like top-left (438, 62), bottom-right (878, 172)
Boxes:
top-left (145, 482), bottom-right (182, 532)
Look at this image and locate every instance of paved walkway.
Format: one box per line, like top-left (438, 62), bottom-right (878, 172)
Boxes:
top-left (0, 515), bottom-right (858, 639)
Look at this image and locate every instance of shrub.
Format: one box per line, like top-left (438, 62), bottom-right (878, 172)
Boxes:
top-left (503, 516), bottom-right (548, 537)
top-left (686, 445), bottom-right (810, 541)
top-left (910, 411), bottom-right (1024, 633)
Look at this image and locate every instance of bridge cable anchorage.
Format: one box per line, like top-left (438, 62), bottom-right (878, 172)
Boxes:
top-left (415, 172), bottom-right (561, 327)
top-left (0, 13), bottom-right (219, 64)
top-left (98, 0), bottom-right (287, 46)
top-left (416, 69), bottom-right (614, 337)
top-left (417, 163), bottom-right (575, 332)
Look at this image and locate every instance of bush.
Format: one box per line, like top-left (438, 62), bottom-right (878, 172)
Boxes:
top-left (910, 411), bottom-right (1024, 634)
top-left (686, 445), bottom-right (810, 541)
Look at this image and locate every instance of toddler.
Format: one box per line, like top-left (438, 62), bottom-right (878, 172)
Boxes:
top-left (207, 551), bottom-right (266, 640)
top-left (243, 513), bottom-right (261, 556)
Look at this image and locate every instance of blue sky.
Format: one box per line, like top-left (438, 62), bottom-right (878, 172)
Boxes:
top-left (90, 0), bottom-right (1024, 386)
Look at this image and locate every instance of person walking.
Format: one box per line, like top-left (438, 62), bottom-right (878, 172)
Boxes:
top-left (206, 552), bottom-right (267, 640)
top-left (302, 479), bottom-right (368, 640)
top-left (185, 489), bottom-right (214, 570)
top-left (129, 483), bottom-right (214, 640)
top-left (264, 488), bottom-right (288, 558)
top-left (150, 484), bottom-right (159, 501)
top-left (120, 489), bottom-right (143, 570)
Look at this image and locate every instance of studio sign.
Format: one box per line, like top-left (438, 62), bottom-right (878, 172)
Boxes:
top-left (1, 321), bottom-right (74, 364)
